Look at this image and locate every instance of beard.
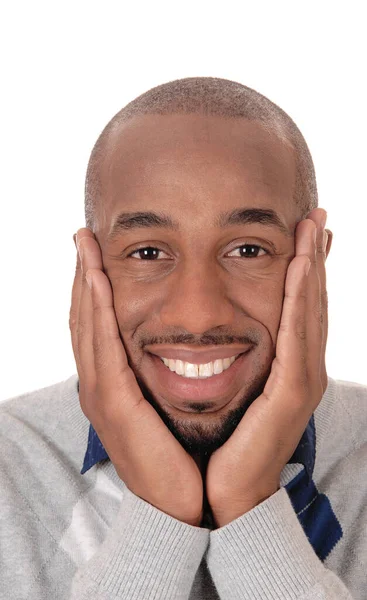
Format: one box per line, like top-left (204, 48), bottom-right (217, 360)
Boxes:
top-left (134, 362), bottom-right (271, 460)
top-left (134, 353), bottom-right (272, 530)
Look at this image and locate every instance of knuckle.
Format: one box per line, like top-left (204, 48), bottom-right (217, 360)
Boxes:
top-left (320, 289), bottom-right (328, 311)
top-left (77, 319), bottom-right (87, 342)
top-left (312, 295), bottom-right (326, 327)
top-left (316, 240), bottom-right (324, 255)
top-left (93, 336), bottom-right (108, 370)
top-left (310, 251), bottom-right (318, 267)
top-left (69, 309), bottom-right (78, 331)
top-left (297, 330), bottom-right (307, 343)
top-left (73, 264), bottom-right (82, 283)
top-left (298, 287), bottom-right (307, 301)
top-left (312, 298), bottom-right (322, 323)
top-left (295, 315), bottom-right (307, 341)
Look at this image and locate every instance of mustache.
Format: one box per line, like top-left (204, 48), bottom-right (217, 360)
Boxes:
top-left (139, 329), bottom-right (261, 349)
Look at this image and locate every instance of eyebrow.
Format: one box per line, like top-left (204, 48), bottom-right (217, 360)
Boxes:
top-left (106, 207), bottom-right (291, 242)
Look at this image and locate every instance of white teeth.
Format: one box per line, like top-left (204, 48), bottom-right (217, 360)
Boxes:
top-left (199, 362), bottom-right (213, 377)
top-left (160, 355), bottom-right (238, 378)
top-left (185, 363), bottom-right (198, 378)
top-left (175, 359), bottom-right (185, 375)
top-left (213, 359), bottom-right (224, 375)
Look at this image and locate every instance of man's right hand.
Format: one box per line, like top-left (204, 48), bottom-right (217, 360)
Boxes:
top-left (69, 228), bottom-right (204, 527)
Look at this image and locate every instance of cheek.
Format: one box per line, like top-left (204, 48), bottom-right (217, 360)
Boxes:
top-left (235, 277), bottom-right (285, 335)
top-left (109, 264), bottom-right (287, 340)
top-left (262, 285), bottom-right (285, 333)
top-left (110, 279), bottom-right (161, 330)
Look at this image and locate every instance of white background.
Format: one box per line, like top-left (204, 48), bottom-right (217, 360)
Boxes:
top-left (1, 1), bottom-right (366, 401)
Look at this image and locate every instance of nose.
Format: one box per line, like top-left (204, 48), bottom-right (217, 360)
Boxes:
top-left (159, 263), bottom-right (235, 334)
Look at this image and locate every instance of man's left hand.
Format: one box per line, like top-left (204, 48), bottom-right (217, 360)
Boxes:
top-left (205, 208), bottom-right (330, 529)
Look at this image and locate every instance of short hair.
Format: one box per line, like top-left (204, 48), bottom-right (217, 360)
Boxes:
top-left (85, 77), bottom-right (318, 231)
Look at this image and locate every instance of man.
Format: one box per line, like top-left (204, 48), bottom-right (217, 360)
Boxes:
top-left (0, 77), bottom-right (365, 600)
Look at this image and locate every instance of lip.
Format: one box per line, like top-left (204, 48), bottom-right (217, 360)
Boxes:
top-left (145, 344), bottom-right (252, 364)
top-left (147, 349), bottom-right (253, 407)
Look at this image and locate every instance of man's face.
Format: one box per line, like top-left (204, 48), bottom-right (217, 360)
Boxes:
top-left (95, 113), bottom-right (300, 460)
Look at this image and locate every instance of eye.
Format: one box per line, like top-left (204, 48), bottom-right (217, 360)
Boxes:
top-left (227, 244), bottom-right (268, 258)
top-left (127, 244), bottom-right (269, 260)
top-left (128, 246), bottom-right (169, 260)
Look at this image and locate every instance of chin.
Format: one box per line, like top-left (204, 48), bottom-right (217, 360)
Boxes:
top-left (134, 365), bottom-right (270, 457)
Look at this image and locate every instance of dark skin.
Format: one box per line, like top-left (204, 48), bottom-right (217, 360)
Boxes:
top-left (72, 113), bottom-right (332, 527)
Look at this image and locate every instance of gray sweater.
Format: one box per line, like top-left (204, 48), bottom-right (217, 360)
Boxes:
top-left (0, 373), bottom-right (365, 599)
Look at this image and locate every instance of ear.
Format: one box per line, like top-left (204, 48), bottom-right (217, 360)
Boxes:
top-left (325, 229), bottom-right (333, 259)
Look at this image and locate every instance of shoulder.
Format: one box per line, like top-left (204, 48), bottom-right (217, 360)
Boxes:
top-left (332, 377), bottom-right (367, 428)
top-left (316, 376), bottom-right (367, 428)
top-left (314, 376), bottom-right (367, 470)
top-left (334, 377), bottom-right (367, 441)
top-left (0, 375), bottom-right (78, 428)
top-left (333, 377), bottom-right (367, 400)
top-left (0, 374), bottom-right (87, 467)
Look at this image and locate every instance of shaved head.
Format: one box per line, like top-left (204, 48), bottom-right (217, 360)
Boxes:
top-left (80, 78), bottom-right (327, 471)
top-left (84, 77), bottom-right (318, 231)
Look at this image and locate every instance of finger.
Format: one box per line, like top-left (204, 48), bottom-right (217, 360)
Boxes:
top-left (302, 209), bottom-right (329, 392)
top-left (294, 218), bottom-right (323, 391)
top-left (319, 228), bottom-right (330, 391)
top-left (86, 267), bottom-right (144, 417)
top-left (76, 229), bottom-right (103, 393)
top-left (273, 253), bottom-right (311, 397)
top-left (318, 229), bottom-right (328, 391)
top-left (320, 227), bottom-right (332, 365)
top-left (69, 234), bottom-right (83, 378)
top-left (257, 253), bottom-right (313, 461)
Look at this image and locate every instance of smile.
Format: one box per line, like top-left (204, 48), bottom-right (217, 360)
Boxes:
top-left (159, 354), bottom-right (239, 379)
top-left (148, 349), bottom-right (253, 404)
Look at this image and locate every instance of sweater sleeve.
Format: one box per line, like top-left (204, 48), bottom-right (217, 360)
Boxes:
top-left (206, 487), bottom-right (354, 599)
top-left (70, 485), bottom-right (209, 600)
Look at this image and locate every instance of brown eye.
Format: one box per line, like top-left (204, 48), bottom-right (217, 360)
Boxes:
top-left (227, 244), bottom-right (268, 258)
top-left (128, 247), bottom-right (169, 260)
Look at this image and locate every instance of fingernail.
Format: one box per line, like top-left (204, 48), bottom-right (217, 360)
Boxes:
top-left (86, 271), bottom-right (93, 290)
top-left (73, 233), bottom-right (77, 248)
top-left (323, 230), bottom-right (328, 253)
top-left (320, 211), bottom-right (327, 230)
top-left (78, 240), bottom-right (84, 262)
top-left (305, 258), bottom-right (311, 276)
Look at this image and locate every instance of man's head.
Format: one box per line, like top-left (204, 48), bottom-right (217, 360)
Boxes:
top-left (83, 77), bottom-right (330, 463)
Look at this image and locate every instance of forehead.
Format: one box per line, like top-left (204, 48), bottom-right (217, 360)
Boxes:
top-left (98, 113), bottom-right (297, 234)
